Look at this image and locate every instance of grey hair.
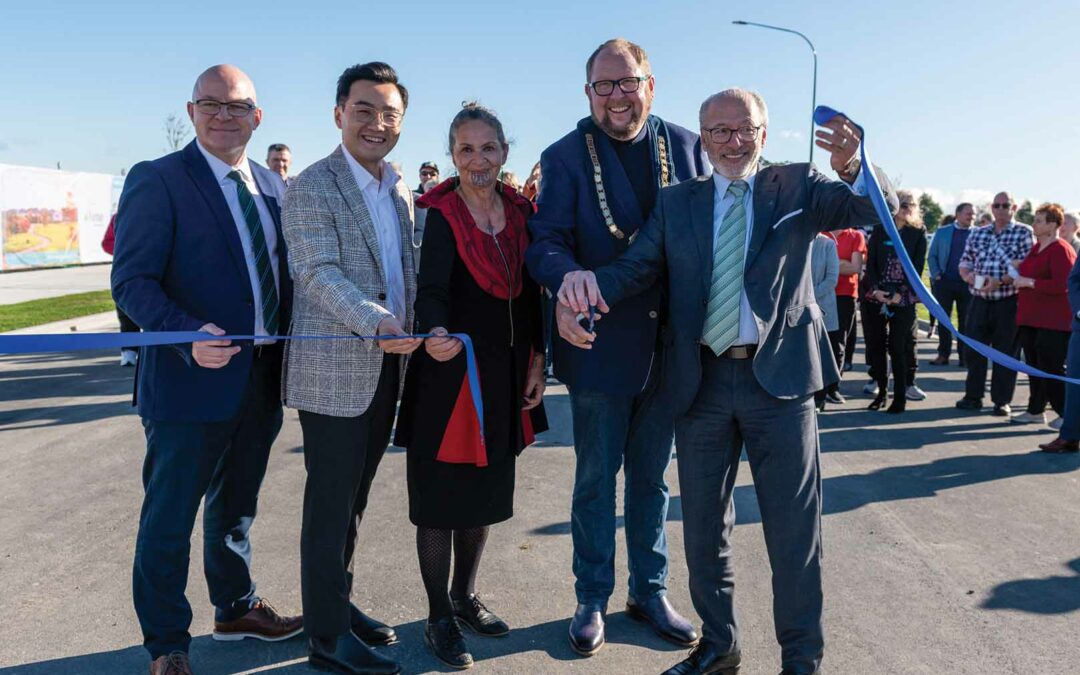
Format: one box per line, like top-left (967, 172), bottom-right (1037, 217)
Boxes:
top-left (1066, 212), bottom-right (1080, 226)
top-left (699, 88), bottom-right (769, 126)
top-left (448, 101), bottom-right (507, 154)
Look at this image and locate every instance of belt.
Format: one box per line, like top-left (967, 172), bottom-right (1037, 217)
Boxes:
top-left (702, 343), bottom-right (757, 360)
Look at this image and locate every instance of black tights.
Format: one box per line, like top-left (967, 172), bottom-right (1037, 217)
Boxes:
top-left (416, 526), bottom-right (490, 620)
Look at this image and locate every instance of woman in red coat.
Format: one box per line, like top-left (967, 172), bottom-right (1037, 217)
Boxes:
top-left (1008, 203), bottom-right (1076, 426)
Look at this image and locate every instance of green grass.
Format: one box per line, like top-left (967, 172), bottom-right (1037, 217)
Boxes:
top-left (915, 269), bottom-right (959, 324)
top-left (0, 290), bottom-right (115, 333)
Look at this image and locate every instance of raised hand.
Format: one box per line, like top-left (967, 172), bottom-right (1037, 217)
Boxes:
top-left (814, 114), bottom-right (862, 176)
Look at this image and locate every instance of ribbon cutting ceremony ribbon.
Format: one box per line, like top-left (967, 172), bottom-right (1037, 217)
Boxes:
top-left (815, 105), bottom-right (1080, 386)
top-left (0, 331), bottom-right (486, 430)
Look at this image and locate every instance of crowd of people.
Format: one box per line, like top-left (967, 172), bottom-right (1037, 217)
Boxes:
top-left (101, 32), bottom-right (1077, 675)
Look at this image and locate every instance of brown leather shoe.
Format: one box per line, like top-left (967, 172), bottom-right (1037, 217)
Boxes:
top-left (1039, 438), bottom-right (1080, 453)
top-left (149, 651), bottom-right (192, 675)
top-left (213, 599), bottom-right (303, 642)
top-left (929, 356), bottom-right (949, 366)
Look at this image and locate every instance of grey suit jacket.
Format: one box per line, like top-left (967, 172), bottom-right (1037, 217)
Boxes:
top-left (596, 162), bottom-right (896, 416)
top-left (280, 146), bottom-right (418, 417)
top-left (810, 234), bottom-right (840, 332)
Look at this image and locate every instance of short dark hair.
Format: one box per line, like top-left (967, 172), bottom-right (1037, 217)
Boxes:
top-left (336, 61), bottom-right (408, 110)
top-left (267, 143), bottom-right (290, 155)
top-left (585, 38), bottom-right (650, 82)
top-left (955, 202), bottom-right (973, 215)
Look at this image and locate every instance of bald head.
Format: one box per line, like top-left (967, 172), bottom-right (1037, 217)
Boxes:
top-left (699, 88), bottom-right (769, 127)
top-left (991, 191), bottom-right (1016, 228)
top-left (192, 64), bottom-right (257, 103)
top-left (187, 64), bottom-right (261, 166)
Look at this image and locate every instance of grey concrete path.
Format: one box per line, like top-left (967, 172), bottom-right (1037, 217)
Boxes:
top-left (0, 264), bottom-right (112, 305)
top-left (1, 336), bottom-right (1078, 674)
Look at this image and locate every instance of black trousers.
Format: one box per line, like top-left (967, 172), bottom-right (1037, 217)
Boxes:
top-left (835, 296), bottom-right (857, 372)
top-left (932, 279), bottom-right (971, 363)
top-left (963, 296), bottom-right (1020, 405)
top-left (1017, 326), bottom-right (1070, 416)
top-left (862, 302), bottom-right (916, 400)
top-left (299, 355), bottom-right (399, 639)
top-left (133, 346), bottom-right (283, 659)
top-left (117, 307), bottom-right (140, 350)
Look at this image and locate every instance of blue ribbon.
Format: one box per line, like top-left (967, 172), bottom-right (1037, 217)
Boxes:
top-left (0, 330), bottom-right (485, 429)
top-left (815, 105), bottom-right (1080, 385)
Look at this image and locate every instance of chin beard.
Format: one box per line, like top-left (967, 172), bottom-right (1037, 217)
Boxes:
top-left (596, 109), bottom-right (645, 141)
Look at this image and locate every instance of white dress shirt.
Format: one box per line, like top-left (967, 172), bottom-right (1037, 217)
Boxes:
top-left (711, 162), bottom-right (867, 346)
top-left (340, 145), bottom-right (407, 324)
top-left (196, 140), bottom-right (280, 344)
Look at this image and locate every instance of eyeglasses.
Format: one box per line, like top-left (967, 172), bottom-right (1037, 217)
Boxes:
top-left (346, 104), bottom-right (404, 128)
top-left (420, 170), bottom-right (438, 177)
top-left (702, 124), bottom-right (763, 144)
top-left (587, 76), bottom-right (650, 96)
top-left (193, 99), bottom-right (257, 118)
top-left (992, 202), bottom-right (1012, 209)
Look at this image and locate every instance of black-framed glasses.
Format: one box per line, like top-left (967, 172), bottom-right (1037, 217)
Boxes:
top-left (346, 104), bottom-right (404, 128)
top-left (992, 202), bottom-right (1012, 209)
top-left (193, 99), bottom-right (256, 118)
top-left (587, 75), bottom-right (650, 96)
top-left (702, 124), bottom-right (763, 144)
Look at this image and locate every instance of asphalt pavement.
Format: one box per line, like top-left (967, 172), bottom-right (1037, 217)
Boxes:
top-left (0, 264), bottom-right (112, 305)
top-left (1, 329), bottom-right (1078, 675)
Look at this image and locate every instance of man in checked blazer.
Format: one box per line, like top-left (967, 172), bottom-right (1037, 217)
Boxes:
top-left (281, 62), bottom-right (419, 675)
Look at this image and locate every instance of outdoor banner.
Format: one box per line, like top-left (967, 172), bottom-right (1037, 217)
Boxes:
top-left (0, 164), bottom-right (123, 271)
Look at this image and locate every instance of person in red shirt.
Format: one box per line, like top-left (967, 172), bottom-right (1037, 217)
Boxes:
top-left (824, 227), bottom-right (867, 403)
top-left (1007, 203), bottom-right (1076, 426)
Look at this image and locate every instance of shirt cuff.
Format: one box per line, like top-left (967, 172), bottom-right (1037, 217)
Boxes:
top-left (845, 164), bottom-right (868, 196)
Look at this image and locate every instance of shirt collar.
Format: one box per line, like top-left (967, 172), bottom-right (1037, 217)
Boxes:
top-left (196, 140), bottom-right (250, 185)
top-left (340, 143), bottom-right (400, 194)
top-left (712, 163), bottom-right (759, 198)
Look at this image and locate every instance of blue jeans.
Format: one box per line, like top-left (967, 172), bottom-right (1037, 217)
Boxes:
top-left (569, 385), bottom-right (674, 607)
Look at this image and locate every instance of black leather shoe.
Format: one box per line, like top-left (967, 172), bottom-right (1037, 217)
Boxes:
top-left (309, 633), bottom-right (400, 675)
top-left (452, 593), bottom-right (509, 637)
top-left (626, 595), bottom-right (699, 647)
top-left (350, 604), bottom-right (397, 645)
top-left (424, 617), bottom-right (473, 670)
top-left (568, 604), bottom-right (604, 656)
top-left (662, 643), bottom-right (741, 674)
top-left (955, 397), bottom-right (983, 410)
top-left (779, 669), bottom-right (821, 675)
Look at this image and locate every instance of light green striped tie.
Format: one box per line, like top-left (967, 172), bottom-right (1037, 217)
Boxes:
top-left (703, 180), bottom-right (749, 356)
top-left (227, 170), bottom-right (279, 335)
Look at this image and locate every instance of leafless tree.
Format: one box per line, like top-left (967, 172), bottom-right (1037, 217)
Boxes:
top-left (164, 113), bottom-right (190, 152)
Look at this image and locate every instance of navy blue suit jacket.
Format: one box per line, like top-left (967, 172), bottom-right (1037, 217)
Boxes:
top-left (526, 116), bottom-right (709, 395)
top-left (112, 141), bottom-right (293, 422)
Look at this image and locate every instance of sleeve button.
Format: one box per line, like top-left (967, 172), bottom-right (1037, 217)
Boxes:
top-left (648, 310), bottom-right (658, 319)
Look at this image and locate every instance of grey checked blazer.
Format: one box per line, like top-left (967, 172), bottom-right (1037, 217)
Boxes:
top-left (281, 146), bottom-right (417, 417)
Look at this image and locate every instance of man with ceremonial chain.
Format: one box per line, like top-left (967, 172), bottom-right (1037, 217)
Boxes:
top-left (525, 37), bottom-right (709, 656)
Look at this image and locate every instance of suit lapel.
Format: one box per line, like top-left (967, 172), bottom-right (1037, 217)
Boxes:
top-left (181, 141), bottom-right (248, 281)
top-left (329, 147), bottom-right (386, 281)
top-left (691, 177), bottom-right (717, 299)
top-left (746, 166), bottom-right (780, 269)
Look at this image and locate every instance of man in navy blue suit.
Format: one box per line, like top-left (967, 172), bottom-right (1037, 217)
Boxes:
top-left (525, 38), bottom-right (708, 656)
top-left (112, 64), bottom-right (301, 675)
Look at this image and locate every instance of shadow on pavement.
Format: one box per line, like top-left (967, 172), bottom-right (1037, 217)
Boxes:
top-left (0, 611), bottom-right (685, 674)
top-left (0, 351), bottom-right (134, 430)
top-left (981, 557), bottom-right (1080, 615)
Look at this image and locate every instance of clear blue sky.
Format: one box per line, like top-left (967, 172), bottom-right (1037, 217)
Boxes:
top-left (3, 0), bottom-right (1078, 211)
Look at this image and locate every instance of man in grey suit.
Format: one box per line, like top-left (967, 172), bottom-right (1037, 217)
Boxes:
top-left (281, 61), bottom-right (419, 675)
top-left (558, 89), bottom-right (896, 675)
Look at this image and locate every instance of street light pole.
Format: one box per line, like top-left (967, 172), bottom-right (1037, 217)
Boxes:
top-left (732, 20), bottom-right (817, 164)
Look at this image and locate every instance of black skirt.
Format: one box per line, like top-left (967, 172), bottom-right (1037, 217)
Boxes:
top-left (407, 454), bottom-right (516, 529)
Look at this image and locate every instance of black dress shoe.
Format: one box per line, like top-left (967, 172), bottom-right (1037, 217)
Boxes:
top-left (350, 604), bottom-right (397, 645)
top-left (309, 633), bottom-right (400, 675)
top-left (424, 616), bottom-right (473, 670)
top-left (452, 593), bottom-right (509, 637)
top-left (867, 392), bottom-right (887, 411)
top-left (955, 397), bottom-right (983, 410)
top-left (626, 595), bottom-right (699, 647)
top-left (825, 391), bottom-right (845, 405)
top-left (662, 643), bottom-right (741, 674)
top-left (568, 604), bottom-right (604, 656)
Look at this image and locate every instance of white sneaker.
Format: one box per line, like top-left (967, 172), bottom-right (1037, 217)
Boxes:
top-left (863, 380), bottom-right (879, 396)
top-left (1049, 416), bottom-right (1064, 431)
top-left (906, 385), bottom-right (927, 401)
top-left (120, 350), bottom-right (138, 367)
top-left (1011, 411), bottom-right (1047, 425)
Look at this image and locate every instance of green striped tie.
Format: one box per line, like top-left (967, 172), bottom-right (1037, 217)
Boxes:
top-left (227, 171), bottom-right (279, 336)
top-left (703, 180), bottom-right (749, 355)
